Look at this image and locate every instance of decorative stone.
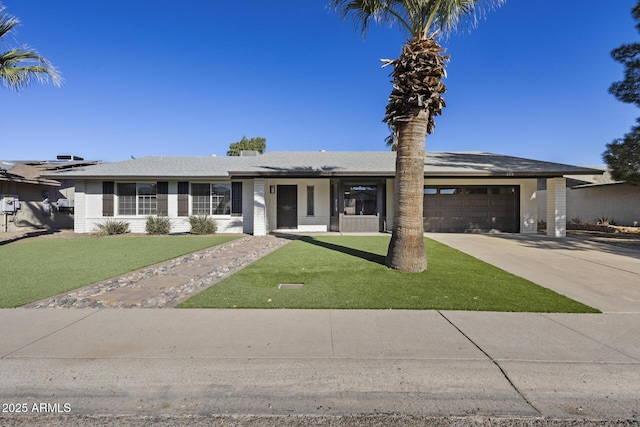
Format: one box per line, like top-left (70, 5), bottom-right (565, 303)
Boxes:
top-left (29, 235), bottom-right (292, 309)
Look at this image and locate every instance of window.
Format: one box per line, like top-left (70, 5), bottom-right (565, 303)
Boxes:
top-left (117, 183), bottom-right (136, 215)
top-left (344, 185), bottom-right (377, 215)
top-left (466, 187), bottom-right (488, 195)
top-left (191, 183), bottom-right (232, 215)
top-left (117, 183), bottom-right (157, 215)
top-left (137, 183), bottom-right (157, 215)
top-left (307, 186), bottom-right (314, 216)
top-left (440, 188), bottom-right (462, 195)
top-left (212, 184), bottom-right (231, 214)
top-left (423, 187), bottom-right (437, 195)
top-left (191, 183), bottom-right (211, 215)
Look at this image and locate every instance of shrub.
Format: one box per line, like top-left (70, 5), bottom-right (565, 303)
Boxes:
top-left (189, 215), bottom-right (217, 235)
top-left (597, 216), bottom-right (617, 226)
top-left (145, 215), bottom-right (171, 235)
top-left (94, 219), bottom-right (130, 236)
top-left (570, 217), bottom-right (582, 225)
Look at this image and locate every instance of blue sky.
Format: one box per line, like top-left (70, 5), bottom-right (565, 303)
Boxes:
top-left (2, 0), bottom-right (638, 165)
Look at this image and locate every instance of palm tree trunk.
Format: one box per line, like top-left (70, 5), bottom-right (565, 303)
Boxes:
top-left (386, 109), bottom-right (427, 273)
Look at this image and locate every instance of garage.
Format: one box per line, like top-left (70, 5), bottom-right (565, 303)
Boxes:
top-left (423, 185), bottom-right (520, 233)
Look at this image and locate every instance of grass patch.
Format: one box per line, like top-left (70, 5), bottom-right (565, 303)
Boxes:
top-left (0, 235), bottom-right (239, 308)
top-left (179, 236), bottom-right (599, 313)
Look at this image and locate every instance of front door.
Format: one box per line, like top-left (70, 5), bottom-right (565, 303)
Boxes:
top-left (277, 185), bottom-right (297, 229)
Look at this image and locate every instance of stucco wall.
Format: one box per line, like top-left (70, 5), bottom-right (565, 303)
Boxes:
top-left (77, 179), bottom-right (247, 234)
top-left (538, 183), bottom-right (640, 227)
top-left (1, 181), bottom-right (73, 232)
top-left (74, 176), bottom-right (543, 235)
top-left (264, 178), bottom-right (331, 232)
top-left (568, 184), bottom-right (640, 226)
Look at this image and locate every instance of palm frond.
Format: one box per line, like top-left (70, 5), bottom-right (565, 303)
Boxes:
top-left (0, 5), bottom-right (19, 40)
top-left (330, 0), bottom-right (505, 40)
top-left (431, 0), bottom-right (505, 36)
top-left (0, 3), bottom-right (62, 91)
top-left (329, 0), bottom-right (414, 38)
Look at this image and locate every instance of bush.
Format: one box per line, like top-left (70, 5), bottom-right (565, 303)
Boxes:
top-left (145, 215), bottom-right (171, 235)
top-left (189, 215), bottom-right (217, 235)
top-left (94, 219), bottom-right (130, 236)
top-left (597, 216), bottom-right (617, 226)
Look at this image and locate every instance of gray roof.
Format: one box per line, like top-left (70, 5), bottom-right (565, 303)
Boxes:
top-left (44, 155), bottom-right (254, 179)
top-left (44, 151), bottom-right (603, 179)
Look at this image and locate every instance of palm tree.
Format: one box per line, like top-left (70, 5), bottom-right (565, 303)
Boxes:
top-left (330, 0), bottom-right (504, 272)
top-left (0, 3), bottom-right (61, 91)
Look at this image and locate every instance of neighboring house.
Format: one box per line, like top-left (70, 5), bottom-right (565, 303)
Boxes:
top-left (1, 156), bottom-right (97, 233)
top-left (538, 170), bottom-right (640, 226)
top-left (45, 151), bottom-right (601, 238)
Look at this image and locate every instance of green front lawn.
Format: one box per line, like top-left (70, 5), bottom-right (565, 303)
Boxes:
top-left (0, 235), bottom-right (239, 308)
top-left (179, 236), bottom-right (599, 313)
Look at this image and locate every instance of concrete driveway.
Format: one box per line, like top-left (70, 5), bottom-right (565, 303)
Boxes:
top-left (428, 233), bottom-right (640, 314)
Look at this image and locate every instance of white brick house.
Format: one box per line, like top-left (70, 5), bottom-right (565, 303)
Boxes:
top-left (47, 151), bottom-right (601, 237)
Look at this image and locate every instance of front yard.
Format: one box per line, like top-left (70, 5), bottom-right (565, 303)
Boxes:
top-left (179, 236), bottom-right (599, 313)
top-left (0, 234), bottom-right (239, 308)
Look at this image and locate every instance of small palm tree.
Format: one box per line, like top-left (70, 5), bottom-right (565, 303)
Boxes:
top-left (330, 0), bottom-right (504, 272)
top-left (0, 3), bottom-right (61, 91)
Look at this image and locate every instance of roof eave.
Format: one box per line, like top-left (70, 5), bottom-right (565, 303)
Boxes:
top-left (0, 176), bottom-right (62, 186)
top-left (42, 174), bottom-right (231, 180)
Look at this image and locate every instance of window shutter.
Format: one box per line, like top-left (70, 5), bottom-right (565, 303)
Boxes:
top-left (102, 181), bottom-right (114, 217)
top-left (177, 182), bottom-right (189, 217)
top-left (231, 182), bottom-right (242, 216)
top-left (157, 182), bottom-right (168, 215)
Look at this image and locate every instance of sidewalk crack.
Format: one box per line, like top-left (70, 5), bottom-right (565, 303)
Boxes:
top-left (1, 309), bottom-right (103, 359)
top-left (437, 310), bottom-right (542, 416)
top-left (541, 314), bottom-right (640, 363)
top-left (328, 310), bottom-right (335, 357)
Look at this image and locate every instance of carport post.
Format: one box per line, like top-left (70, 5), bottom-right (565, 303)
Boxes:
top-left (546, 177), bottom-right (567, 238)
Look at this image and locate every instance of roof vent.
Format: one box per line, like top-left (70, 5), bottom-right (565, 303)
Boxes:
top-left (57, 155), bottom-right (84, 161)
top-left (0, 160), bottom-right (16, 173)
top-left (240, 150), bottom-right (260, 157)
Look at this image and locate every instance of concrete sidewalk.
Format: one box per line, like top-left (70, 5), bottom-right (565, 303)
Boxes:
top-left (0, 309), bottom-right (639, 424)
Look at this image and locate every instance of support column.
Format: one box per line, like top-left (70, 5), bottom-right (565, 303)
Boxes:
top-left (253, 178), bottom-right (267, 236)
top-left (546, 177), bottom-right (566, 238)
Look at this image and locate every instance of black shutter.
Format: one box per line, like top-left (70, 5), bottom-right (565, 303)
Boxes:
top-left (157, 181), bottom-right (168, 215)
top-left (177, 182), bottom-right (189, 217)
top-left (102, 181), bottom-right (114, 217)
top-left (231, 182), bottom-right (242, 216)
